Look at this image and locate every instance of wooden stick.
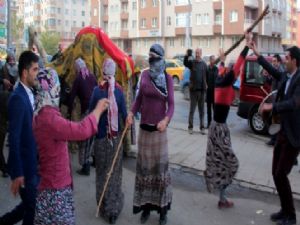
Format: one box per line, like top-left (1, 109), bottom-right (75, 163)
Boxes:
top-left (215, 5), bottom-right (270, 64)
top-left (95, 124), bottom-right (129, 217)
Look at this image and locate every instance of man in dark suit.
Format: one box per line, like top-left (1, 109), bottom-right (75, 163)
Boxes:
top-left (250, 41), bottom-right (300, 225)
top-left (0, 51), bottom-right (39, 225)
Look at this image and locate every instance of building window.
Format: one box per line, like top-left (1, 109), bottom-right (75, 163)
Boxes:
top-left (166, 16), bottom-right (171, 26)
top-left (176, 0), bottom-right (189, 6)
top-left (65, 20), bottom-right (69, 26)
top-left (203, 13), bottom-right (209, 25)
top-left (73, 21), bottom-right (76, 27)
top-left (65, 9), bottom-right (69, 15)
top-left (122, 3), bottom-right (128, 12)
top-left (215, 11), bottom-right (222, 25)
top-left (169, 38), bottom-right (174, 47)
top-left (152, 0), bottom-right (157, 7)
top-left (122, 20), bottom-right (128, 29)
top-left (167, 0), bottom-right (172, 5)
top-left (141, 18), bottom-right (146, 28)
top-left (93, 8), bottom-right (97, 16)
top-left (230, 10), bottom-right (238, 22)
top-left (73, 9), bottom-right (76, 16)
top-left (132, 1), bottom-right (137, 10)
top-left (196, 14), bottom-right (201, 25)
top-left (57, 8), bottom-right (61, 14)
top-left (82, 11), bottom-right (85, 16)
top-left (152, 17), bottom-right (158, 28)
top-left (73, 0), bottom-right (76, 3)
top-left (176, 13), bottom-right (189, 27)
top-left (132, 20), bottom-right (137, 28)
top-left (231, 36), bottom-right (239, 45)
top-left (48, 18), bottom-right (56, 26)
top-left (180, 37), bottom-right (185, 47)
top-left (219, 36), bottom-right (224, 48)
top-left (82, 21), bottom-right (85, 27)
top-left (140, 0), bottom-right (146, 8)
top-left (58, 19), bottom-right (61, 25)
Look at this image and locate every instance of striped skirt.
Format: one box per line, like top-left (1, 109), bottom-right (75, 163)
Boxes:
top-left (133, 128), bottom-right (172, 215)
top-left (204, 121), bottom-right (239, 192)
top-left (34, 187), bottom-right (74, 225)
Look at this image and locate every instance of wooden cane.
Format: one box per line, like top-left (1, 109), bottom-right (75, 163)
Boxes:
top-left (95, 123), bottom-right (129, 217)
top-left (215, 5), bottom-right (270, 64)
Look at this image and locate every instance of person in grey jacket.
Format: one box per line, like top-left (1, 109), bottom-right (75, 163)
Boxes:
top-left (188, 48), bottom-right (207, 135)
top-left (250, 41), bottom-right (300, 225)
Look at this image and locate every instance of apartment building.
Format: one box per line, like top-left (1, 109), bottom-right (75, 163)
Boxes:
top-left (282, 0), bottom-right (298, 47)
top-left (23, 0), bottom-right (91, 46)
top-left (297, 9), bottom-right (300, 47)
top-left (97, 0), bottom-right (286, 61)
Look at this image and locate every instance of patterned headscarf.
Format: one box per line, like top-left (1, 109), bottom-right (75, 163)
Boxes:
top-left (75, 58), bottom-right (90, 79)
top-left (34, 68), bottom-right (61, 115)
top-left (149, 44), bottom-right (167, 96)
top-left (102, 58), bottom-right (118, 136)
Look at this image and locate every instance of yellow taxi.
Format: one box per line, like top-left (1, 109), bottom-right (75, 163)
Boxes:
top-left (165, 59), bottom-right (185, 85)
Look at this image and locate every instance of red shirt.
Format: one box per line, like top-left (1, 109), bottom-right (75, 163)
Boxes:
top-left (33, 106), bottom-right (98, 190)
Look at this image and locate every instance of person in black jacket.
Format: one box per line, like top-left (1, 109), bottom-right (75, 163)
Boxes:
top-left (250, 41), bottom-right (300, 225)
top-left (183, 48), bottom-right (193, 71)
top-left (206, 55), bottom-right (218, 128)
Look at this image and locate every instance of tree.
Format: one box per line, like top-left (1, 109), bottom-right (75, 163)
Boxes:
top-left (11, 13), bottom-right (24, 43)
top-left (40, 30), bottom-right (60, 56)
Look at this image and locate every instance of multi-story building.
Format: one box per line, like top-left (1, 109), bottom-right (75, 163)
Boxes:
top-left (297, 9), bottom-right (300, 47)
top-left (98, 0), bottom-right (286, 61)
top-left (23, 0), bottom-right (91, 46)
top-left (282, 0), bottom-right (297, 47)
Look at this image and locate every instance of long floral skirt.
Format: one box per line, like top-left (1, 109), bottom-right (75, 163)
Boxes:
top-left (204, 121), bottom-right (239, 192)
top-left (94, 136), bottom-right (124, 221)
top-left (133, 129), bottom-right (172, 215)
top-left (34, 187), bottom-right (74, 225)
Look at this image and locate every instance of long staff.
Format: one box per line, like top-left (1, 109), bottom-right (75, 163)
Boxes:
top-left (96, 124), bottom-right (129, 217)
top-left (215, 5), bottom-right (270, 64)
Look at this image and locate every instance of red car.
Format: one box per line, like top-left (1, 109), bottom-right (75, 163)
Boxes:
top-left (237, 55), bottom-right (274, 134)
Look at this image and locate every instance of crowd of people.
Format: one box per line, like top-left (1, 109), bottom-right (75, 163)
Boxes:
top-left (0, 31), bottom-right (299, 225)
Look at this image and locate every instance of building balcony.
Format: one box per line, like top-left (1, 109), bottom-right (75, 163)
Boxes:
top-left (175, 27), bottom-right (191, 35)
top-left (213, 24), bottom-right (222, 34)
top-left (103, 0), bottom-right (108, 6)
top-left (120, 30), bottom-right (129, 38)
top-left (120, 12), bottom-right (129, 20)
top-left (244, 0), bottom-right (258, 9)
top-left (120, 0), bottom-right (128, 2)
top-left (175, 5), bottom-right (192, 14)
top-left (213, 1), bottom-right (222, 10)
top-left (244, 19), bottom-right (258, 32)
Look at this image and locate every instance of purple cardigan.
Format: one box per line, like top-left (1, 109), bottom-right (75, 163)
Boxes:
top-left (131, 70), bottom-right (174, 125)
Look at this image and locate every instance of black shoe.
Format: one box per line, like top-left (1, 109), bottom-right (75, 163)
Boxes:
top-left (276, 216), bottom-right (296, 225)
top-left (271, 210), bottom-right (285, 222)
top-left (159, 215), bottom-right (168, 225)
top-left (76, 163), bottom-right (90, 176)
top-left (109, 216), bottom-right (117, 224)
top-left (266, 140), bottom-right (275, 146)
top-left (140, 210), bottom-right (150, 224)
top-left (91, 156), bottom-right (96, 168)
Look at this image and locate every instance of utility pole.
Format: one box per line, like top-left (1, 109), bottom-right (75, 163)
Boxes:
top-left (7, 0), bottom-right (11, 49)
top-left (185, 0), bottom-right (191, 49)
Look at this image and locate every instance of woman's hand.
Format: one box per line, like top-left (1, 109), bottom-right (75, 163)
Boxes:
top-left (126, 112), bottom-right (134, 126)
top-left (157, 117), bottom-right (169, 132)
top-left (92, 98), bottom-right (110, 122)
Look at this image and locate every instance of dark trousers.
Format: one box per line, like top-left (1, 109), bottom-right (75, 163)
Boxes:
top-left (0, 91), bottom-right (9, 173)
top-left (188, 91), bottom-right (205, 129)
top-left (272, 132), bottom-right (299, 217)
top-left (206, 101), bottom-right (214, 127)
top-left (0, 176), bottom-right (38, 225)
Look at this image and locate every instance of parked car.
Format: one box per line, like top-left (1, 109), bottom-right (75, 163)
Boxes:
top-left (173, 54), bottom-right (185, 63)
top-left (237, 55), bottom-right (282, 134)
top-left (165, 59), bottom-right (185, 85)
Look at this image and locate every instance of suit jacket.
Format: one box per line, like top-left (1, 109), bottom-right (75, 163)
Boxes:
top-left (7, 83), bottom-right (38, 181)
top-left (258, 56), bottom-right (300, 148)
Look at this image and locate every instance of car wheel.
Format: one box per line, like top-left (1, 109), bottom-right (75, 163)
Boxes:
top-left (173, 76), bottom-right (180, 85)
top-left (183, 86), bottom-right (190, 100)
top-left (249, 106), bottom-right (268, 134)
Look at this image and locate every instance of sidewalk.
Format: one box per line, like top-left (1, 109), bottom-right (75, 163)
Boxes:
top-left (129, 119), bottom-right (300, 198)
